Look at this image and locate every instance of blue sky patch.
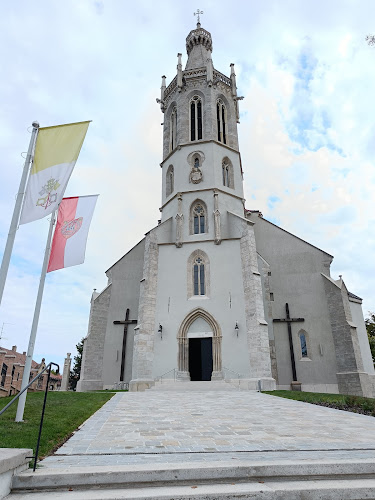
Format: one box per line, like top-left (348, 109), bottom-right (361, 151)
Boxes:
top-left (267, 195), bottom-right (281, 209)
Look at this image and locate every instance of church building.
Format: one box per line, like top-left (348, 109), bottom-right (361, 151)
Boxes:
top-left (78, 21), bottom-right (375, 397)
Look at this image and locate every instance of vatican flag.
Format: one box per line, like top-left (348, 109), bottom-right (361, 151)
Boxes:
top-left (19, 121), bottom-right (90, 225)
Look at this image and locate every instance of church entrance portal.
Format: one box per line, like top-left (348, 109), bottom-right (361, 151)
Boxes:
top-left (177, 308), bottom-right (223, 380)
top-left (189, 337), bottom-right (213, 381)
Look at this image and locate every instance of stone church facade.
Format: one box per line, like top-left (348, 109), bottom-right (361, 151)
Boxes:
top-left (77, 23), bottom-right (375, 397)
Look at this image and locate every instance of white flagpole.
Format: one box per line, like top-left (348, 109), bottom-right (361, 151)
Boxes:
top-left (0, 121), bottom-right (39, 307)
top-left (15, 210), bottom-right (56, 422)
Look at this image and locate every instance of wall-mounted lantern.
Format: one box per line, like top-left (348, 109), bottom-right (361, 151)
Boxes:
top-left (158, 324), bottom-right (163, 339)
top-left (235, 322), bottom-right (239, 337)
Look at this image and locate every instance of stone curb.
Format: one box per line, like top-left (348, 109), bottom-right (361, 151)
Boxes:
top-left (12, 459), bottom-right (375, 491)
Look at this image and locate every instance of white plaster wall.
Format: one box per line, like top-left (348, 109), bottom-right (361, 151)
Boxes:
top-left (152, 238), bottom-right (250, 379)
top-left (161, 142), bottom-right (244, 220)
top-left (248, 215), bottom-right (339, 387)
top-left (101, 239), bottom-right (145, 386)
top-left (349, 299), bottom-right (375, 375)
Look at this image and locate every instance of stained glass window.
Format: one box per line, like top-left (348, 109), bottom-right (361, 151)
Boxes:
top-left (300, 333), bottom-right (308, 357)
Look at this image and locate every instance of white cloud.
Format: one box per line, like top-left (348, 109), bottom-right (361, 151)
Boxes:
top-left (0, 0), bottom-right (374, 370)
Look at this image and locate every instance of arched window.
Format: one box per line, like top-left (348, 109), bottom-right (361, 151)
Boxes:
top-left (187, 250), bottom-right (210, 298)
top-left (190, 96), bottom-right (202, 141)
top-left (193, 204), bottom-right (205, 234)
top-left (222, 157), bottom-right (234, 189)
top-left (166, 165), bottom-right (174, 197)
top-left (170, 107), bottom-right (177, 152)
top-left (299, 331), bottom-right (309, 358)
top-left (193, 256), bottom-right (205, 295)
top-left (190, 200), bottom-right (208, 235)
top-left (217, 99), bottom-right (227, 144)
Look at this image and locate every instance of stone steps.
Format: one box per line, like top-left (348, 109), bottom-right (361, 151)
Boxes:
top-left (8, 479), bottom-right (375, 499)
top-left (149, 381), bottom-right (238, 391)
top-left (8, 459), bottom-right (375, 499)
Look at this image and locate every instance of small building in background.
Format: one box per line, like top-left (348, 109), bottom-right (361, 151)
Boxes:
top-left (0, 345), bottom-right (61, 397)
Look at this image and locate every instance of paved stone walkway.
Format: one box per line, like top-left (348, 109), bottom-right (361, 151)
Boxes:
top-left (41, 390), bottom-right (375, 468)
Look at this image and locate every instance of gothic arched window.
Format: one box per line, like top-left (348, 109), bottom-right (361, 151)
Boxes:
top-left (193, 256), bottom-right (205, 295)
top-left (190, 96), bottom-right (203, 142)
top-left (222, 157), bottom-right (234, 188)
top-left (298, 330), bottom-right (310, 359)
top-left (170, 107), bottom-right (177, 152)
top-left (217, 99), bottom-right (227, 144)
top-left (166, 165), bottom-right (174, 197)
top-left (187, 250), bottom-right (210, 298)
top-left (299, 333), bottom-right (308, 358)
top-left (192, 203), bottom-right (205, 234)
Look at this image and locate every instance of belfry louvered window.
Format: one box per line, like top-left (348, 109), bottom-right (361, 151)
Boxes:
top-left (217, 99), bottom-right (227, 144)
top-left (190, 96), bottom-right (202, 141)
top-left (170, 107), bottom-right (177, 151)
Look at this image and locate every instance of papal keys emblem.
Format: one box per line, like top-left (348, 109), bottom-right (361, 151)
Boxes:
top-left (36, 178), bottom-right (61, 209)
top-left (61, 217), bottom-right (83, 239)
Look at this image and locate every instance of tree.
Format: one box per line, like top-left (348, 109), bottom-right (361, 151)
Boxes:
top-left (365, 312), bottom-right (375, 365)
top-left (69, 338), bottom-right (84, 390)
top-left (366, 35), bottom-right (375, 46)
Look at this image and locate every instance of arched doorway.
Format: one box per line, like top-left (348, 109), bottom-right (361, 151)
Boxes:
top-left (177, 308), bottom-right (222, 381)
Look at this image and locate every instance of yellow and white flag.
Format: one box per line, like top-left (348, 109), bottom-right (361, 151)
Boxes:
top-left (19, 121), bottom-right (90, 225)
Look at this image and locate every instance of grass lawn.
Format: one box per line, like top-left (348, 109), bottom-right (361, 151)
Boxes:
top-left (263, 390), bottom-right (375, 416)
top-left (0, 391), bottom-right (113, 459)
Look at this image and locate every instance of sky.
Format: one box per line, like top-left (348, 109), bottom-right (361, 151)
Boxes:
top-left (0, 0), bottom-right (374, 373)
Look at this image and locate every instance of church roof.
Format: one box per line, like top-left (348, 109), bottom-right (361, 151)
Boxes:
top-left (348, 291), bottom-right (363, 301)
top-left (0, 345), bottom-right (39, 368)
top-left (105, 237), bottom-right (145, 274)
top-left (246, 209), bottom-right (334, 259)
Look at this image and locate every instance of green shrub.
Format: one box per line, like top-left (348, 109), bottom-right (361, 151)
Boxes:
top-left (361, 400), bottom-right (375, 412)
top-left (344, 395), bottom-right (359, 407)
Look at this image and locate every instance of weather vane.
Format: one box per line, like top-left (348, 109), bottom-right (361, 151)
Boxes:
top-left (194, 9), bottom-right (203, 24)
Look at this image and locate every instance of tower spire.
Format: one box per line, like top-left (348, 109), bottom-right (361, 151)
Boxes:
top-left (185, 17), bottom-right (212, 70)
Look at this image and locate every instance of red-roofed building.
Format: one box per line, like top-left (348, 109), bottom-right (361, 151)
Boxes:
top-left (0, 346), bottom-right (61, 397)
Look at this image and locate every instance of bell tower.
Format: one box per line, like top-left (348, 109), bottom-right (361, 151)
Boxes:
top-left (158, 19), bottom-right (246, 250)
top-left (129, 16), bottom-right (276, 391)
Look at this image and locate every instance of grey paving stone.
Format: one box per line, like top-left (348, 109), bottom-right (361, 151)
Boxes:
top-left (43, 391), bottom-right (375, 468)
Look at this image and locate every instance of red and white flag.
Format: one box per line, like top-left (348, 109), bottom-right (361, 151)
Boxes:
top-left (47, 195), bottom-right (98, 273)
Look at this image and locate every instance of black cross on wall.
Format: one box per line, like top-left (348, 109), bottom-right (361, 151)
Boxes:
top-left (273, 303), bottom-right (304, 382)
top-left (113, 308), bottom-right (137, 382)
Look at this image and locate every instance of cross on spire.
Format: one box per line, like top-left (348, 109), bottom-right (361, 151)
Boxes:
top-left (194, 8), bottom-right (203, 25)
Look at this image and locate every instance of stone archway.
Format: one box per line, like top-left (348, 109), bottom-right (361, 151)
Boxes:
top-left (177, 308), bottom-right (223, 380)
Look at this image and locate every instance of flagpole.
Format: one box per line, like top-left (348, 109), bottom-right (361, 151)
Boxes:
top-left (0, 121), bottom-right (39, 307)
top-left (15, 210), bottom-right (56, 422)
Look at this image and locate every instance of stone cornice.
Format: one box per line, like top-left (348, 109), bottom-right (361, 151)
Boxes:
top-left (158, 236), bottom-right (241, 246)
top-left (160, 187), bottom-right (245, 212)
top-left (160, 140), bottom-right (241, 167)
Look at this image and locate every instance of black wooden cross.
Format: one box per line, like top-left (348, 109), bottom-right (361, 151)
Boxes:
top-left (113, 308), bottom-right (137, 382)
top-left (273, 303), bottom-right (304, 382)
